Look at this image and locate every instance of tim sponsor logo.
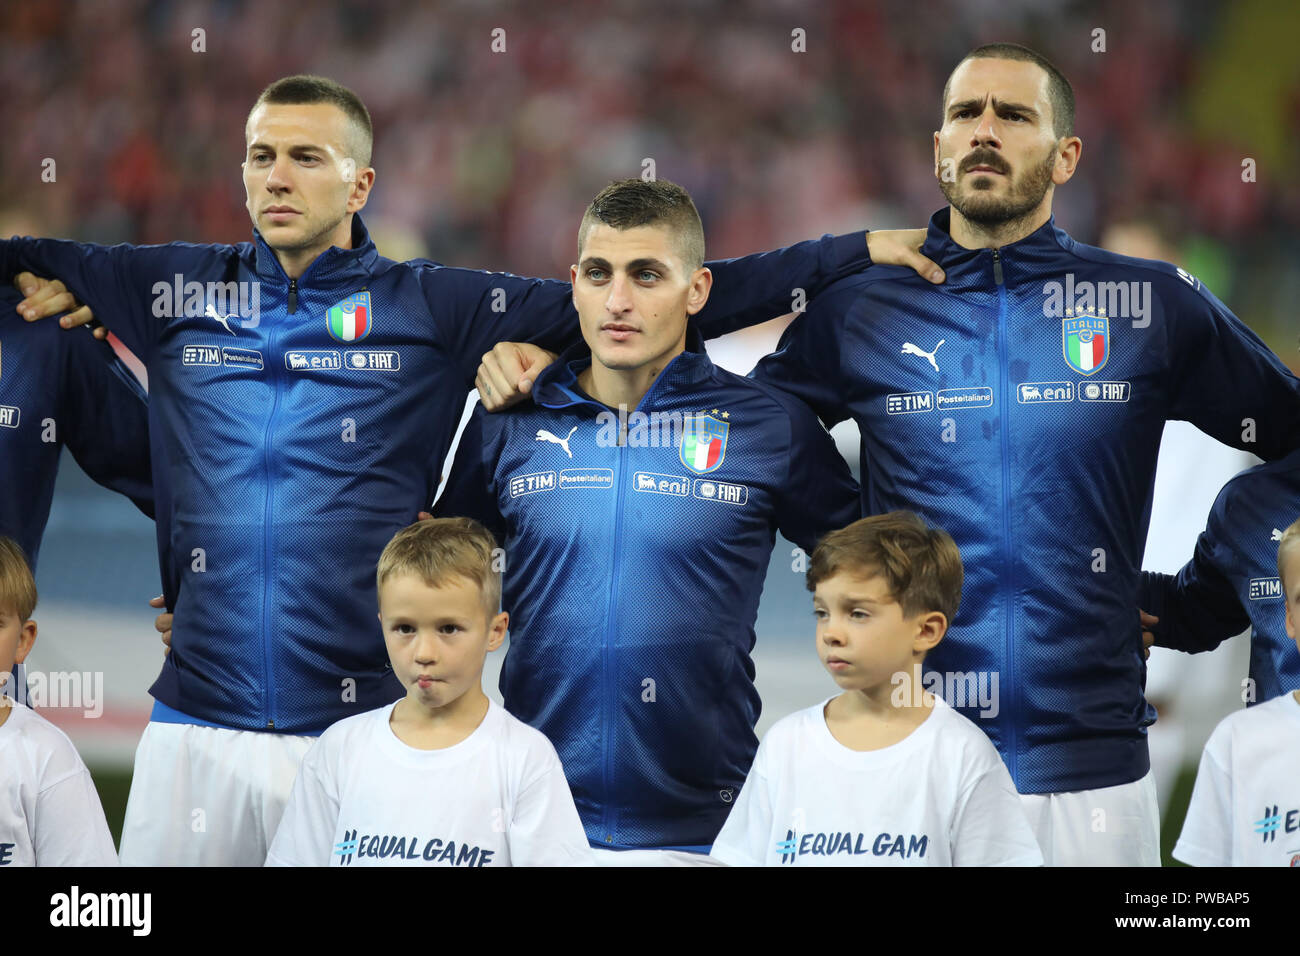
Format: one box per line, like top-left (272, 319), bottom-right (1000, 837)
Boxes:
top-left (633, 472), bottom-right (689, 496)
top-left (694, 479), bottom-right (747, 505)
top-left (559, 469), bottom-right (613, 489)
top-left (347, 350), bottom-right (400, 371)
top-left (886, 391), bottom-right (933, 415)
top-left (1249, 578), bottom-right (1282, 601)
top-left (222, 347), bottom-right (263, 371)
top-left (0, 405), bottom-right (18, 428)
top-left (286, 350), bottom-right (341, 371)
top-left (508, 471), bottom-right (556, 497)
top-left (182, 345), bottom-right (221, 366)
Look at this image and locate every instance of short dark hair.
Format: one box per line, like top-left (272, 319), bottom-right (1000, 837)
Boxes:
top-left (943, 42), bottom-right (1075, 140)
top-left (250, 75), bottom-right (374, 168)
top-left (807, 512), bottom-right (963, 624)
top-left (578, 178), bottom-right (706, 271)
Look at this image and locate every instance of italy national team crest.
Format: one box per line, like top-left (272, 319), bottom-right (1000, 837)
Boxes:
top-left (680, 414), bottom-right (728, 474)
top-left (1063, 315), bottom-right (1108, 375)
top-left (327, 291), bottom-right (372, 343)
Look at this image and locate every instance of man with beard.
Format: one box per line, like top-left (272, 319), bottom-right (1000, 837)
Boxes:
top-left (746, 43), bottom-right (1300, 864)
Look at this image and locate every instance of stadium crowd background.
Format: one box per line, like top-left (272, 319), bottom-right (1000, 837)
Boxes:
top-left (2, 0), bottom-right (1297, 864)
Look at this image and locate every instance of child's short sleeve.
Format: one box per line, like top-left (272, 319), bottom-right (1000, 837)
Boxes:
top-left (265, 739), bottom-right (339, 867)
top-left (950, 750), bottom-right (1044, 867)
top-left (709, 739), bottom-right (776, 867)
top-left (506, 739), bottom-right (592, 866)
top-left (34, 768), bottom-right (118, 866)
top-left (1172, 737), bottom-right (1233, 867)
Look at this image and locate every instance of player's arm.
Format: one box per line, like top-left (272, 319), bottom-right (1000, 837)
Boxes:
top-left (58, 327), bottom-right (155, 519)
top-left (457, 230), bottom-right (940, 409)
top-left (694, 228), bottom-right (940, 340)
top-left (770, 388), bottom-right (862, 550)
top-left (1164, 274), bottom-right (1300, 459)
top-left (748, 280), bottom-right (859, 429)
top-left (430, 404), bottom-right (507, 540)
top-left (2, 237), bottom-right (199, 359)
top-left (265, 743), bottom-right (338, 867)
top-left (1139, 502), bottom-right (1251, 654)
top-left (506, 745), bottom-right (593, 866)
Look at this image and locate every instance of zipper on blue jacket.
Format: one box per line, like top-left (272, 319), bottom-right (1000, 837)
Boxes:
top-left (287, 278), bottom-right (298, 315)
top-left (600, 419), bottom-right (629, 843)
top-left (260, 295), bottom-right (287, 729)
top-left (992, 247), bottom-right (1017, 785)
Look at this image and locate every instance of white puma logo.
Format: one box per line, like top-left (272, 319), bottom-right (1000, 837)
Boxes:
top-left (1272, 528), bottom-right (1284, 542)
top-left (535, 426), bottom-right (578, 458)
top-left (901, 339), bottom-right (944, 373)
top-left (204, 303), bottom-right (239, 336)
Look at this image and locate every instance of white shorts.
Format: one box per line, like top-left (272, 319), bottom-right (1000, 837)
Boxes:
top-left (118, 720), bottom-right (316, 866)
top-left (1018, 769), bottom-right (1161, 866)
top-left (592, 847), bottom-right (726, 867)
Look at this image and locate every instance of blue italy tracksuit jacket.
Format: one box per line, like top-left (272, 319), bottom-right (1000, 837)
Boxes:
top-left (0, 284), bottom-right (154, 707)
top-left (434, 335), bottom-right (859, 848)
top-left (751, 207), bottom-right (1300, 794)
top-left (1, 217), bottom-right (869, 733)
top-left (1140, 447), bottom-right (1300, 702)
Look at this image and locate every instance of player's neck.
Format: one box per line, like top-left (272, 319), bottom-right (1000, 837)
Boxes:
top-left (0, 697), bottom-right (12, 729)
top-left (948, 200), bottom-right (1052, 251)
top-left (578, 352), bottom-right (680, 414)
top-left (272, 219), bottom-right (355, 279)
top-left (390, 687), bottom-right (489, 751)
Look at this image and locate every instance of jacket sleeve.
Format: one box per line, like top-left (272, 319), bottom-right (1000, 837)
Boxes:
top-left (1139, 485), bottom-right (1251, 653)
top-left (747, 280), bottom-right (859, 429)
top-left (770, 389), bottom-right (862, 552)
top-left (1163, 274), bottom-right (1300, 459)
top-left (421, 233), bottom-right (870, 386)
top-left (431, 403), bottom-right (507, 543)
top-left (693, 232), bottom-right (869, 340)
top-left (58, 328), bottom-right (155, 519)
top-left (1, 237), bottom-right (211, 360)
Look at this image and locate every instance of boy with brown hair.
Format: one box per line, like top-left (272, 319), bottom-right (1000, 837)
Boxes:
top-left (710, 512), bottom-right (1041, 866)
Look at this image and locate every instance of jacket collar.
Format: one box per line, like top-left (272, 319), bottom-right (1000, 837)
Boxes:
top-left (921, 206), bottom-right (1076, 289)
top-left (533, 323), bottom-right (714, 411)
top-left (252, 214), bottom-right (380, 287)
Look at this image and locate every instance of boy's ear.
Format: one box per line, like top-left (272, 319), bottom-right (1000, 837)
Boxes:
top-left (487, 611), bottom-right (509, 651)
top-left (914, 611), bottom-right (947, 655)
top-left (13, 620), bottom-right (37, 666)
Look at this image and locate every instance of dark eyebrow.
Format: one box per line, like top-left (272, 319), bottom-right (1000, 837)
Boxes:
top-left (947, 97), bottom-right (1040, 120)
top-left (578, 256), bottom-right (612, 272)
top-left (246, 142), bottom-right (328, 155)
top-left (624, 257), bottom-right (671, 273)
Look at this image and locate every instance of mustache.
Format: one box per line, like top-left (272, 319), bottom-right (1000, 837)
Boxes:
top-left (961, 150), bottom-right (1011, 175)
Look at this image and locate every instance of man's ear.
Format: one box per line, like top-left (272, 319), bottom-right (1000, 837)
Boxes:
top-left (684, 266), bottom-right (713, 316)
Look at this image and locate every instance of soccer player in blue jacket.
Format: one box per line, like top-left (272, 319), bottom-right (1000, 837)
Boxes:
top-left (744, 44), bottom-right (1300, 865)
top-left (435, 179), bottom-right (860, 862)
top-left (6, 76), bottom-right (941, 865)
top-left (0, 282), bottom-right (153, 709)
top-left (1140, 448), bottom-right (1300, 705)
